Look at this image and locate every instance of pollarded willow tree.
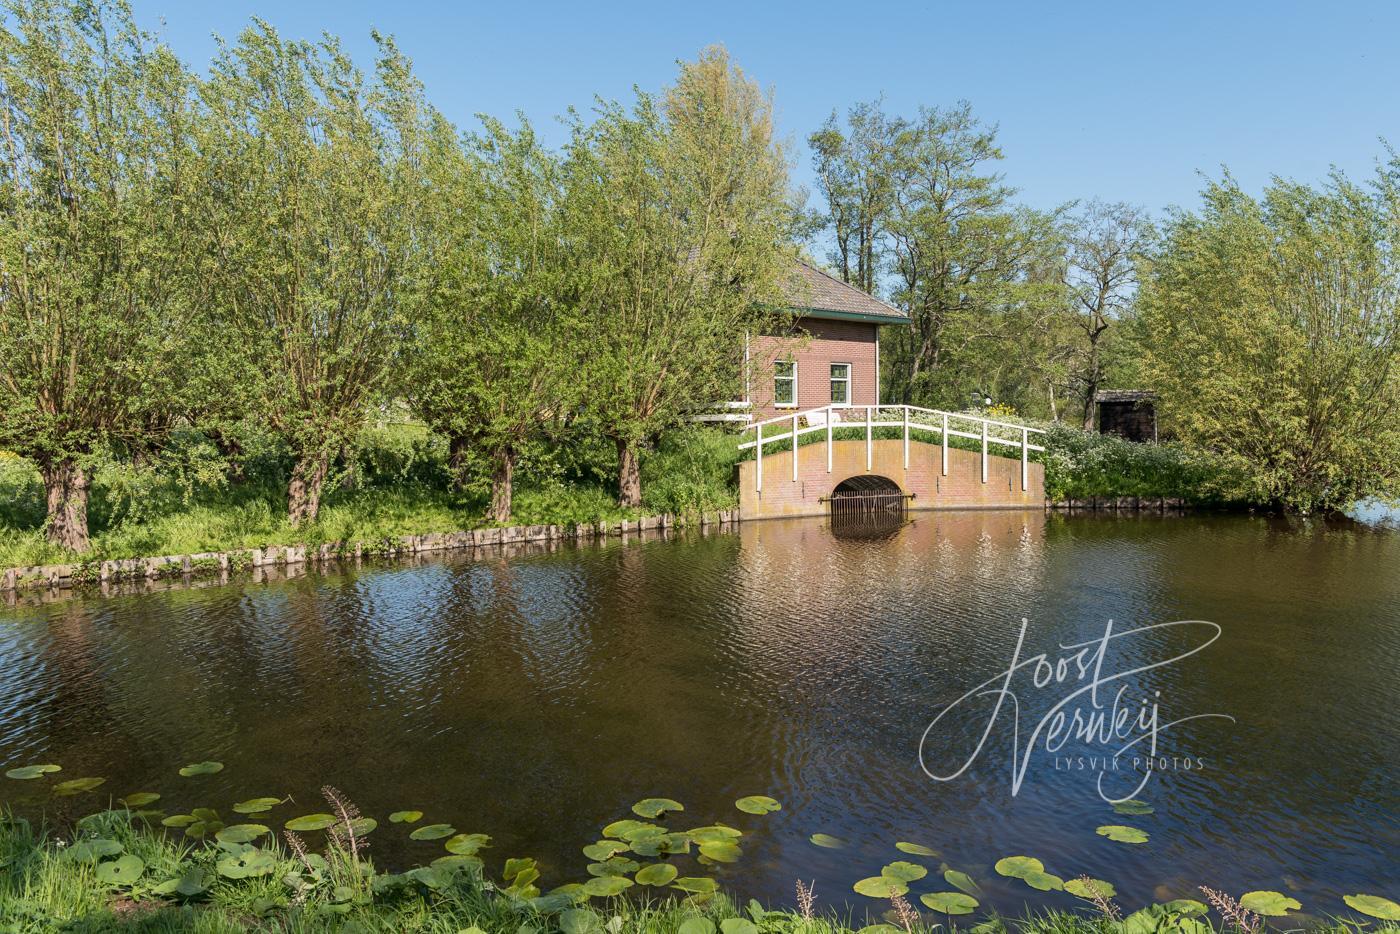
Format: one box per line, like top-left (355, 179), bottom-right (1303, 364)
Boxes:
top-left (193, 23), bottom-right (425, 525)
top-left (1138, 169), bottom-right (1400, 513)
top-left (405, 114), bottom-right (576, 523)
top-left (565, 47), bottom-right (797, 508)
top-left (0, 0), bottom-right (197, 551)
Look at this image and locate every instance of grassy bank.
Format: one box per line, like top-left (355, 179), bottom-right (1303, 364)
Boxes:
top-left (1, 810), bottom-right (1394, 934)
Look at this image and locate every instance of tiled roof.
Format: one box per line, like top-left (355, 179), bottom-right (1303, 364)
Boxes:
top-left (782, 260), bottom-right (908, 323)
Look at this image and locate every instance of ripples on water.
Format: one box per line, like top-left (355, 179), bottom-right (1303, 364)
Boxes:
top-left (1, 513), bottom-right (1397, 916)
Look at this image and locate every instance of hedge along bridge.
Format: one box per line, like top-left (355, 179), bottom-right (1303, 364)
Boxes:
top-left (738, 404), bottom-right (1047, 520)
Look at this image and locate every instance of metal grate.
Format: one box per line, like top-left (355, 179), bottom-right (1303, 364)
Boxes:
top-left (825, 489), bottom-right (911, 534)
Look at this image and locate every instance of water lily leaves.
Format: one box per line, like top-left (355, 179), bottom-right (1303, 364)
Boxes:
top-left (66, 838), bottom-right (123, 862)
top-left (1239, 891), bottom-right (1301, 917)
top-left (809, 833), bottom-right (845, 849)
top-left (1162, 899), bottom-right (1209, 917)
top-left (161, 814), bottom-right (196, 828)
top-left (995, 856), bottom-right (1045, 879)
top-left (1096, 825), bottom-right (1149, 844)
top-left (631, 833), bottom-right (689, 857)
top-left (432, 854), bottom-right (484, 874)
top-left (582, 875), bottom-right (633, 897)
top-left (1344, 894), bottom-right (1400, 921)
top-left (184, 820), bottom-right (223, 839)
top-left (882, 861), bottom-right (928, 883)
top-left (697, 840), bottom-right (741, 863)
top-left (632, 798), bottom-right (684, 818)
top-left (672, 877), bottom-right (719, 895)
top-left (347, 817), bottom-right (377, 836)
top-left (688, 825), bottom-right (742, 843)
top-left (560, 908), bottom-right (602, 934)
top-left (944, 869), bottom-right (981, 896)
top-left (5, 764), bottom-right (60, 780)
top-left (216, 848), bottom-right (276, 879)
top-left (95, 854), bottom-right (145, 886)
top-left (602, 819), bottom-right (649, 839)
top-left (233, 798), bottom-right (282, 815)
top-left (720, 919), bottom-right (759, 934)
top-left (895, 841), bottom-right (938, 857)
top-left (854, 876), bottom-right (909, 898)
top-left (191, 808), bottom-right (220, 823)
top-left (215, 824), bottom-right (270, 845)
top-left (445, 833), bottom-right (491, 855)
top-left (178, 761), bottom-right (223, 777)
top-left (588, 857), bottom-right (640, 878)
top-left (119, 793), bottom-right (160, 808)
top-left (678, 919), bottom-right (715, 934)
top-left (53, 777), bottom-right (104, 796)
top-left (583, 840), bottom-right (631, 861)
top-left (390, 810), bottom-right (423, 824)
top-left (409, 822), bottom-right (456, 841)
top-left (734, 795), bottom-right (781, 815)
top-left (920, 892), bottom-right (979, 915)
top-left (1111, 799), bottom-right (1154, 816)
top-left (285, 814), bottom-right (337, 832)
top-left (153, 867), bottom-right (212, 898)
top-left (1066, 878), bottom-right (1118, 899)
top-left (1023, 871), bottom-right (1065, 892)
top-left (636, 863), bottom-right (679, 886)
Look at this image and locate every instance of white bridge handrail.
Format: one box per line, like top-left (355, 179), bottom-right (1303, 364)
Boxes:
top-left (738, 404), bottom-right (1046, 494)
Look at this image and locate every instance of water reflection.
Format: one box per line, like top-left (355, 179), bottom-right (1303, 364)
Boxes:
top-left (0, 513), bottom-right (1396, 917)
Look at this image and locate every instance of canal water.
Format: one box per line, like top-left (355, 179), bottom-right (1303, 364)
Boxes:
top-left (1, 512), bottom-right (1396, 917)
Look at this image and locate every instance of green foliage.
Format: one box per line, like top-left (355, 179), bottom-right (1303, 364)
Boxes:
top-left (1038, 422), bottom-right (1244, 503)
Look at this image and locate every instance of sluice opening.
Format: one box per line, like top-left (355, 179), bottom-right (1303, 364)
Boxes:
top-left (826, 475), bottom-right (910, 537)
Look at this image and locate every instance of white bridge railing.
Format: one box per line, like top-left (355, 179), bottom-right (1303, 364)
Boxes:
top-left (737, 404), bottom-right (1046, 493)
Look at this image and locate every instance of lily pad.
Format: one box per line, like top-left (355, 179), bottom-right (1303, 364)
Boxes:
top-left (854, 876), bottom-right (909, 898)
top-left (119, 793), bottom-right (161, 808)
top-left (678, 919), bottom-right (715, 934)
top-left (53, 777), bottom-right (105, 796)
top-left (734, 795), bottom-right (781, 815)
top-left (920, 892), bottom-right (979, 915)
top-left (944, 869), bottom-right (981, 895)
top-left (1096, 825), bottom-right (1149, 844)
top-left (445, 832), bottom-right (491, 855)
top-left (1239, 891), bottom-right (1301, 917)
top-left (895, 841), bottom-right (938, 857)
top-left (153, 867), bottom-right (212, 898)
top-left (1066, 878), bottom-right (1118, 899)
top-left (881, 861), bottom-right (928, 883)
top-left (688, 825), bottom-right (742, 843)
top-left (432, 854), bottom-right (484, 874)
top-left (995, 856), bottom-right (1045, 879)
top-left (1023, 871), bottom-right (1065, 892)
top-left (215, 824), bottom-right (270, 845)
top-left (636, 863), bottom-right (679, 886)
top-left (216, 848), bottom-right (276, 879)
top-left (1163, 899), bottom-right (1209, 916)
top-left (602, 819), bottom-right (648, 838)
top-left (1111, 799), bottom-right (1154, 816)
top-left (582, 875), bottom-right (633, 897)
top-left (632, 798), bottom-right (684, 818)
top-left (561, 908), bottom-right (602, 934)
top-left (5, 764), bottom-right (61, 780)
top-left (233, 798), bottom-right (282, 814)
top-left (390, 810), bottom-right (423, 824)
top-left (697, 840), bottom-right (741, 863)
top-left (95, 854), bottom-right (145, 886)
top-left (347, 817), bottom-right (377, 836)
top-left (588, 856), bottom-right (640, 877)
top-left (66, 838), bottom-right (123, 862)
top-left (285, 814), bottom-right (337, 832)
top-left (672, 877), bottom-right (719, 895)
top-left (161, 814), bottom-right (197, 828)
top-left (809, 833), bottom-right (845, 849)
top-left (185, 820), bottom-right (223, 839)
top-left (191, 808), bottom-right (220, 823)
top-left (178, 761), bottom-right (223, 777)
top-left (583, 840), bottom-right (631, 861)
top-left (1343, 894), bottom-right (1400, 921)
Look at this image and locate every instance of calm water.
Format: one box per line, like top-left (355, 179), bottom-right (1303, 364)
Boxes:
top-left (1, 513), bottom-right (1397, 917)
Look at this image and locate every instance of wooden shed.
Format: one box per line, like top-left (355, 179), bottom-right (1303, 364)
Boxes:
top-left (1095, 390), bottom-right (1158, 443)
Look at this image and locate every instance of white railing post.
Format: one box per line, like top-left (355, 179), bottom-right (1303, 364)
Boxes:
top-left (981, 419), bottom-right (988, 484)
top-left (1021, 426), bottom-right (1029, 491)
top-left (902, 406), bottom-right (910, 469)
top-left (826, 413), bottom-right (832, 473)
top-left (791, 414), bottom-right (799, 482)
top-left (756, 423), bottom-right (763, 492)
top-left (941, 412), bottom-right (949, 476)
top-left (866, 405), bottom-right (873, 471)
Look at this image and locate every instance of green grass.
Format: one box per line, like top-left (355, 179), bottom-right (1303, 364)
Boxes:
top-left (1, 812), bottom-right (1392, 934)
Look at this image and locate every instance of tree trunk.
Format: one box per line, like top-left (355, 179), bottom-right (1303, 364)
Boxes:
top-left (488, 445), bottom-right (515, 524)
top-left (287, 453), bottom-right (329, 527)
top-left (40, 458), bottom-right (90, 553)
top-left (448, 434), bottom-right (471, 492)
top-left (616, 437), bottom-right (642, 509)
top-left (211, 430), bottom-right (246, 484)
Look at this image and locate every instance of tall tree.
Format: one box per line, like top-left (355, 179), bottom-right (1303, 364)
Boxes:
top-left (0, 0), bottom-right (196, 551)
top-left (1063, 200), bottom-right (1152, 427)
top-left (1139, 170), bottom-right (1400, 513)
top-left (808, 100), bottom-right (901, 293)
top-left (405, 115), bottom-right (573, 523)
top-left (195, 23), bottom-right (422, 525)
top-left (567, 47), bottom-right (795, 507)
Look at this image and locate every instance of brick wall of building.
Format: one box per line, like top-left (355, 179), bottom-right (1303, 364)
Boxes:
top-left (747, 319), bottom-right (881, 420)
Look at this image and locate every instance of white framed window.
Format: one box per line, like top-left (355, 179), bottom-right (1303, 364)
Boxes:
top-left (774, 360), bottom-right (797, 407)
top-left (830, 363), bottom-right (851, 406)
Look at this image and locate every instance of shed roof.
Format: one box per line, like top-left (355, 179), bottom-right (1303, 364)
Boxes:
top-left (1094, 390), bottom-right (1158, 403)
top-left (782, 260), bottom-right (908, 324)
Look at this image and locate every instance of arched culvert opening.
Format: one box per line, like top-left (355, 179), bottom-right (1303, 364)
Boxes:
top-left (827, 475), bottom-right (910, 534)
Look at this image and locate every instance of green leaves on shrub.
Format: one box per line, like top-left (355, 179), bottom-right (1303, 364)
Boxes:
top-left (677, 918), bottom-right (715, 934)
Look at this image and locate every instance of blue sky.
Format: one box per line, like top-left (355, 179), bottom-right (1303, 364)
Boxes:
top-left (131, 0), bottom-right (1399, 217)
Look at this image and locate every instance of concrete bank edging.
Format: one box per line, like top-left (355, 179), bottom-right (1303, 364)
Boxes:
top-left (0, 510), bottom-right (742, 595)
